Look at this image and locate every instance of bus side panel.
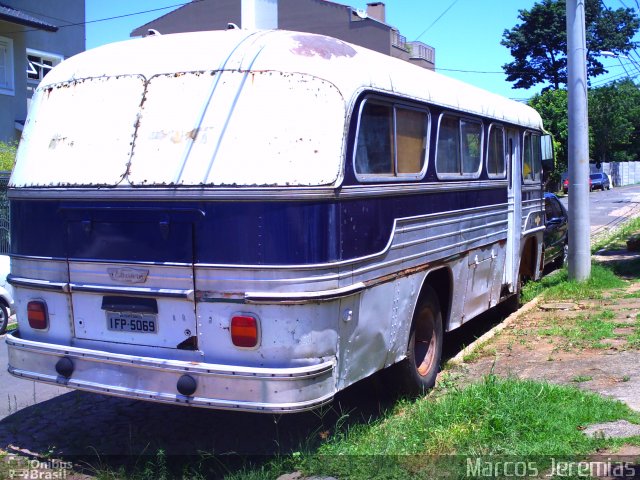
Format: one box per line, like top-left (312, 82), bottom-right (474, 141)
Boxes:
top-left (336, 274), bottom-right (424, 390)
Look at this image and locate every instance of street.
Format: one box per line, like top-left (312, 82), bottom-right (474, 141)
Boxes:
top-left (558, 183), bottom-right (640, 238)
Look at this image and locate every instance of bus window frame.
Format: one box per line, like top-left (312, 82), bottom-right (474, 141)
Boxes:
top-left (435, 112), bottom-right (484, 180)
top-left (353, 96), bottom-right (430, 183)
top-left (522, 130), bottom-right (543, 184)
top-left (486, 123), bottom-right (507, 179)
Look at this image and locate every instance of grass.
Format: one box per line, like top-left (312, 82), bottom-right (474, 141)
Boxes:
top-left (571, 375), bottom-right (593, 383)
top-left (537, 309), bottom-right (625, 351)
top-left (521, 263), bottom-right (627, 304)
top-left (591, 217), bottom-right (640, 253)
top-left (291, 376), bottom-right (640, 480)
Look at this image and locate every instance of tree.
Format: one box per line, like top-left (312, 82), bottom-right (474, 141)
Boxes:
top-left (502, 0), bottom-right (639, 90)
top-left (529, 89), bottom-right (568, 184)
top-left (589, 79), bottom-right (640, 163)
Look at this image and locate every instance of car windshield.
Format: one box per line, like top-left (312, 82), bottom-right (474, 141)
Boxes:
top-left (590, 174), bottom-right (602, 180)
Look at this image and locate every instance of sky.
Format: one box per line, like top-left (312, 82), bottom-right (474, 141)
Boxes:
top-left (84, 0), bottom-right (639, 101)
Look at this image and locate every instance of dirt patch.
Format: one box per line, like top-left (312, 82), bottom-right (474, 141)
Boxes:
top-left (450, 281), bottom-right (640, 412)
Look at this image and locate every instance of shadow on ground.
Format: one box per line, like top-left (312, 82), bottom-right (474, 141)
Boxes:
top-left (0, 307), bottom-right (507, 478)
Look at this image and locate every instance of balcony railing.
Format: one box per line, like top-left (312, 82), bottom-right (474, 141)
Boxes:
top-left (391, 30), bottom-right (407, 51)
top-left (407, 41), bottom-right (435, 64)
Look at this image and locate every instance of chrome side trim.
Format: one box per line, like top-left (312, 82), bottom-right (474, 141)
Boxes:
top-left (6, 332), bottom-right (336, 413)
top-left (8, 180), bottom-right (508, 201)
top-left (7, 275), bottom-right (69, 292)
top-left (244, 282), bottom-right (366, 304)
top-left (69, 283), bottom-right (195, 300)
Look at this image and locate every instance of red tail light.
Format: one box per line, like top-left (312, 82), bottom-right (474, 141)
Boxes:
top-left (27, 301), bottom-right (48, 330)
top-left (230, 315), bottom-right (259, 348)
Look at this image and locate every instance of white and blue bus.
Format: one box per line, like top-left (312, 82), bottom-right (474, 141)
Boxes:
top-left (6, 29), bottom-right (551, 413)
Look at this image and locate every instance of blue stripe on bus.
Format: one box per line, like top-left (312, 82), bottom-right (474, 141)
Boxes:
top-left (10, 187), bottom-right (507, 265)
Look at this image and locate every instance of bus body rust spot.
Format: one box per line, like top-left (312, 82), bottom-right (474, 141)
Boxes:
top-left (291, 34), bottom-right (357, 59)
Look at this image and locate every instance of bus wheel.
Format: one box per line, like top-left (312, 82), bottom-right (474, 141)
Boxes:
top-left (397, 286), bottom-right (443, 396)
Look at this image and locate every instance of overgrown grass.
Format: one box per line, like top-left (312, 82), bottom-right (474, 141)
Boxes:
top-left (521, 263), bottom-right (627, 304)
top-left (538, 309), bottom-right (623, 350)
top-left (591, 217), bottom-right (640, 253)
top-left (293, 376), bottom-right (640, 480)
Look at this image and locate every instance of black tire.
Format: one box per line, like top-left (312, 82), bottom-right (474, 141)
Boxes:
top-left (0, 303), bottom-right (8, 335)
top-left (395, 286), bottom-right (443, 396)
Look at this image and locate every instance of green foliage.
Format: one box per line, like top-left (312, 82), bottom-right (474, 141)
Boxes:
top-left (502, 0), bottom-right (640, 90)
top-left (531, 80), bottom-right (640, 172)
top-left (521, 263), bottom-right (626, 303)
top-left (590, 79), bottom-right (640, 164)
top-left (529, 89), bottom-right (568, 183)
top-left (0, 141), bottom-right (16, 171)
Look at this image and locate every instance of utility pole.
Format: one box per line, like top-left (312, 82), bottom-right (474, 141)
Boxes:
top-left (566, 0), bottom-right (591, 281)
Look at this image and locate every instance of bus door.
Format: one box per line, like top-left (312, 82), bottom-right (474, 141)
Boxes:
top-left (505, 129), bottom-right (522, 292)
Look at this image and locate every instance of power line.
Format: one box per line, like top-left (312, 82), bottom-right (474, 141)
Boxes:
top-left (415, 0), bottom-right (461, 41)
top-left (2, 0), bottom-right (204, 35)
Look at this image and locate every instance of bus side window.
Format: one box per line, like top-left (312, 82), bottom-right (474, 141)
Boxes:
top-left (523, 132), bottom-right (542, 183)
top-left (461, 119), bottom-right (482, 174)
top-left (436, 114), bottom-right (483, 178)
top-left (487, 125), bottom-right (506, 178)
top-left (355, 102), bottom-right (394, 175)
top-left (396, 108), bottom-right (427, 174)
top-left (436, 115), bottom-right (460, 174)
top-left (355, 98), bottom-right (428, 180)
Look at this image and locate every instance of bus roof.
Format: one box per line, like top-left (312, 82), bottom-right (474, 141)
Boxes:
top-left (45, 29), bottom-right (543, 130)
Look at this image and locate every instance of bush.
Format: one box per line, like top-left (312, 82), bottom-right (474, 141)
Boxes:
top-left (0, 141), bottom-right (17, 171)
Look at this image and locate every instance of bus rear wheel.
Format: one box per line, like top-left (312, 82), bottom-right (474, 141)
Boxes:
top-left (396, 286), bottom-right (443, 396)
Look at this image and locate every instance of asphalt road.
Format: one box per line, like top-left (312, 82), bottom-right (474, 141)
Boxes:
top-left (0, 335), bottom-right (68, 420)
top-left (558, 183), bottom-right (640, 237)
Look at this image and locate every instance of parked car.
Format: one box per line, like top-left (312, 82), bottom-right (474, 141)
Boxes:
top-left (589, 172), bottom-right (610, 191)
top-left (0, 255), bottom-right (14, 335)
top-left (543, 193), bottom-right (569, 270)
top-left (563, 177), bottom-right (592, 194)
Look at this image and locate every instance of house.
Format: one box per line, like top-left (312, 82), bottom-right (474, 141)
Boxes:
top-left (131, 0), bottom-right (435, 70)
top-left (0, 0), bottom-right (85, 143)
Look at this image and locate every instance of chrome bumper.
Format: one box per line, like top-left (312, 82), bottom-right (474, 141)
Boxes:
top-left (6, 332), bottom-right (336, 413)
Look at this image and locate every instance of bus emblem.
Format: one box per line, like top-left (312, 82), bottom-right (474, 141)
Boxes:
top-left (107, 267), bottom-right (149, 284)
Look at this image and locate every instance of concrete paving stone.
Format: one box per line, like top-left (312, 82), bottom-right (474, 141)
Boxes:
top-left (583, 420), bottom-right (640, 439)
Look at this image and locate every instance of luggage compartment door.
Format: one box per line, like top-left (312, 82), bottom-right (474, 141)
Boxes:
top-left (65, 209), bottom-right (199, 350)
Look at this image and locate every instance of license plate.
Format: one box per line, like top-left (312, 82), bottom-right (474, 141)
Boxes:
top-left (106, 311), bottom-right (158, 334)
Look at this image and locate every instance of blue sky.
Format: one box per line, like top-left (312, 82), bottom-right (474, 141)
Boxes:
top-left (85, 0), bottom-right (637, 100)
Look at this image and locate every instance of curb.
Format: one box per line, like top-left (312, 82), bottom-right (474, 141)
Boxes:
top-left (447, 296), bottom-right (542, 366)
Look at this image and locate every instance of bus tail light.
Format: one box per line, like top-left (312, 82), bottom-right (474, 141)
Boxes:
top-left (231, 315), bottom-right (259, 348)
top-left (28, 301), bottom-right (48, 330)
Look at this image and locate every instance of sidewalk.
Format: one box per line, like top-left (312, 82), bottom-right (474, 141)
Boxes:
top-left (446, 248), bottom-right (640, 413)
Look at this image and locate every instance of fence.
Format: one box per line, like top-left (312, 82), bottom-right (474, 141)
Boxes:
top-left (595, 161), bottom-right (640, 187)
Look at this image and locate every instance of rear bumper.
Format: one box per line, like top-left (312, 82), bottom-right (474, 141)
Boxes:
top-left (6, 332), bottom-right (336, 413)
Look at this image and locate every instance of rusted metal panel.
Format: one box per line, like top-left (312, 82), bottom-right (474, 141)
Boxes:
top-left (11, 76), bottom-right (145, 188)
top-left (128, 70), bottom-right (345, 186)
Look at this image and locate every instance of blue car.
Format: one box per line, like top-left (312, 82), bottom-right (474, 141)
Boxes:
top-left (589, 173), bottom-right (610, 191)
top-left (544, 193), bottom-right (569, 270)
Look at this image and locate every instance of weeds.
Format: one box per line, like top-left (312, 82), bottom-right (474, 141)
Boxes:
top-left (592, 217), bottom-right (640, 253)
top-left (522, 264), bottom-right (626, 304)
top-left (295, 376), bottom-right (640, 479)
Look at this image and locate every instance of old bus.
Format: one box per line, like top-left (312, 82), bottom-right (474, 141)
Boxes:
top-left (6, 30), bottom-right (550, 412)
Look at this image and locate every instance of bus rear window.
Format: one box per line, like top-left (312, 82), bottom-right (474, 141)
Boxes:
top-left (355, 99), bottom-right (428, 181)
